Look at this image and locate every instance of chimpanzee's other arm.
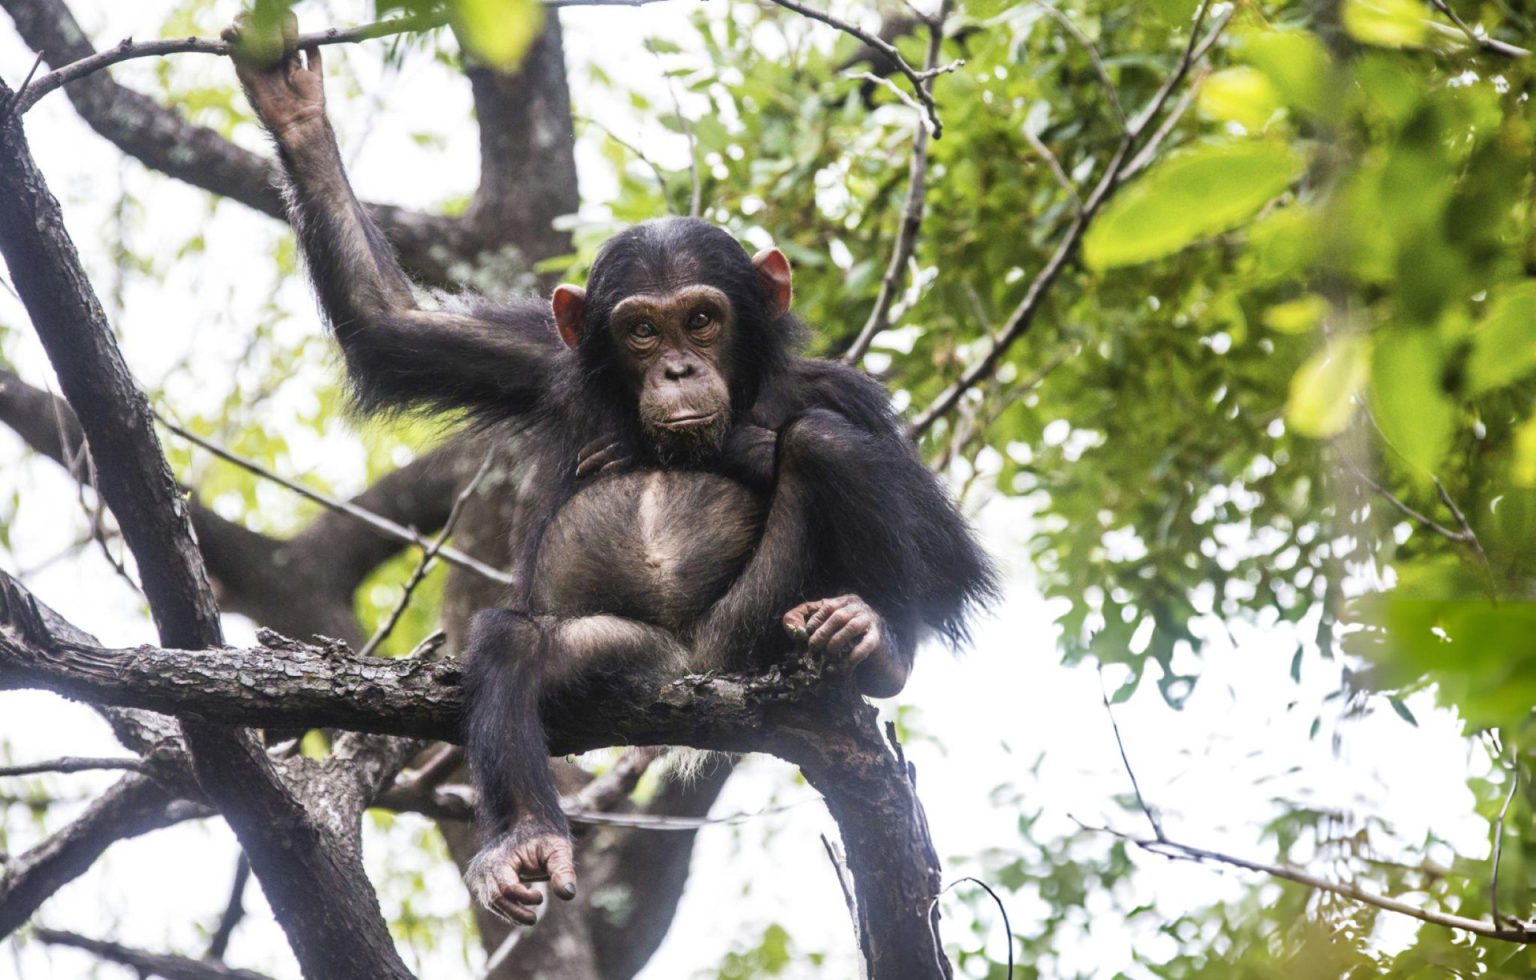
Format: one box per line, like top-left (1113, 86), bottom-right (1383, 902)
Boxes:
top-left (225, 15), bottom-right (560, 420)
top-left (775, 363), bottom-right (999, 647)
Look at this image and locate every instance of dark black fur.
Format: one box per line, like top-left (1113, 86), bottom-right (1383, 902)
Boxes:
top-left (278, 159), bottom-right (996, 859)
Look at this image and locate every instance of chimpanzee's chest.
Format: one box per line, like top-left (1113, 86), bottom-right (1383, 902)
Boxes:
top-left (528, 470), bottom-right (766, 630)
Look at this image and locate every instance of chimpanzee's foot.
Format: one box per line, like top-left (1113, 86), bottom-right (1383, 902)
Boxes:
top-left (782, 594), bottom-right (884, 667)
top-left (465, 823), bottom-right (578, 925)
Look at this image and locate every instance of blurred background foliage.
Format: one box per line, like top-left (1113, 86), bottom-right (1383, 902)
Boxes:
top-left (6, 0), bottom-right (1536, 974)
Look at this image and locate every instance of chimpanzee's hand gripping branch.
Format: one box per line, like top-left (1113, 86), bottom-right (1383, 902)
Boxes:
top-left (227, 12), bottom-right (995, 930)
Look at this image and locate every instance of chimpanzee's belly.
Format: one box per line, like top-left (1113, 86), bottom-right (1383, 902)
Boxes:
top-left (529, 471), bottom-right (766, 631)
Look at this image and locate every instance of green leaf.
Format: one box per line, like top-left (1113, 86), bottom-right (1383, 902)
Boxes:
top-left (1084, 142), bottom-right (1303, 269)
top-left (1262, 295), bottom-right (1329, 334)
top-left (1341, 0), bottom-right (1428, 48)
top-left (1387, 696), bottom-right (1419, 727)
top-left (1286, 334), bottom-right (1371, 438)
top-left (1369, 330), bottom-right (1454, 476)
top-left (1198, 67), bottom-right (1282, 131)
top-left (1514, 416), bottom-right (1536, 487)
top-left (451, 0), bottom-right (544, 71)
top-left (1239, 29), bottom-right (1332, 117)
top-left (1467, 282), bottom-right (1536, 396)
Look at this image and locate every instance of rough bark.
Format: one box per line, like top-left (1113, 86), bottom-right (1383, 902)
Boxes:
top-left (0, 87), bottom-right (413, 980)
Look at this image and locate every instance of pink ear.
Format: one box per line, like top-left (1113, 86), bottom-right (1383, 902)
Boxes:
top-left (752, 248), bottom-right (793, 319)
top-left (551, 285), bottom-right (586, 350)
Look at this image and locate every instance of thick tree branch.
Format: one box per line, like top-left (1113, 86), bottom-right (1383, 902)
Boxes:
top-left (0, 88), bottom-right (413, 978)
top-left (0, 573), bottom-right (953, 977)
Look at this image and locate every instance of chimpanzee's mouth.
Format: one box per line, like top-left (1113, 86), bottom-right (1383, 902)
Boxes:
top-left (656, 412), bottom-right (721, 432)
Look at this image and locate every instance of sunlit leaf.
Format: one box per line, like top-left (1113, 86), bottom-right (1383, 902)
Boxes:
top-left (1369, 330), bottom-right (1453, 476)
top-left (1341, 0), bottom-right (1428, 48)
top-left (1515, 416), bottom-right (1536, 488)
top-left (1239, 29), bottom-right (1332, 117)
top-left (1262, 295), bottom-right (1328, 334)
top-left (1198, 67), bottom-right (1282, 131)
top-left (1467, 282), bottom-right (1536, 396)
top-left (1286, 334), bottom-right (1370, 438)
top-left (450, 0), bottom-right (544, 71)
top-left (1084, 142), bottom-right (1303, 269)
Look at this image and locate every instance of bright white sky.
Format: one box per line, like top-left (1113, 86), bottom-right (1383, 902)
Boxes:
top-left (0, 3), bottom-right (1495, 978)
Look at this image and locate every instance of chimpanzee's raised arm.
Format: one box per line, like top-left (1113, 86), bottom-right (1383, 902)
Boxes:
top-left (225, 15), bottom-right (561, 421)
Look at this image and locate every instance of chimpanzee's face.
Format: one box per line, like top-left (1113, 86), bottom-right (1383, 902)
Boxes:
top-left (606, 283), bottom-right (734, 457)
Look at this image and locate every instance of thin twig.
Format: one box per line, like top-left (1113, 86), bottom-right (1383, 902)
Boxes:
top-left (1073, 817), bottom-right (1536, 943)
top-left (938, 877), bottom-right (1014, 978)
top-left (155, 415), bottom-right (513, 586)
top-left (0, 757), bottom-right (144, 778)
top-left (1338, 454), bottom-right (1465, 541)
top-left (2, 51), bottom-right (45, 117)
top-left (1434, 477), bottom-right (1493, 574)
top-left (842, 7), bottom-right (947, 364)
top-left (1021, 127), bottom-right (1083, 212)
top-left (1492, 766), bottom-right (1518, 926)
top-left (1033, 1), bottom-right (1125, 128)
top-left (206, 855), bottom-right (251, 962)
top-left (571, 746), bottom-right (664, 812)
top-left (358, 449), bottom-right (495, 657)
top-left (13, 1), bottom-right (673, 115)
top-left (908, 0), bottom-right (1230, 438)
top-left (1426, 0), bottom-right (1531, 57)
top-left (1099, 672), bottom-right (1164, 841)
top-left (766, 0), bottom-right (950, 136)
top-left (581, 116), bottom-right (680, 216)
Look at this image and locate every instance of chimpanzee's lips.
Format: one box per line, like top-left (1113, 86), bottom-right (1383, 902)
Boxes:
top-left (657, 412), bottom-right (721, 431)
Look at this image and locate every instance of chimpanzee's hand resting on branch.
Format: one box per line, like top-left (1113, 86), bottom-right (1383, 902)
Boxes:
top-left (223, 13), bottom-right (326, 141)
top-left (230, 12), bottom-right (997, 926)
top-left (784, 594), bottom-right (909, 698)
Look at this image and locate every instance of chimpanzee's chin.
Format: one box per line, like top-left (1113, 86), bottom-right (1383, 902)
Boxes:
top-left (647, 415), bottom-right (728, 464)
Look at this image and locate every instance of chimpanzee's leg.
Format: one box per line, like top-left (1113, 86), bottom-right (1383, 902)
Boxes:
top-left (462, 609), bottom-right (686, 925)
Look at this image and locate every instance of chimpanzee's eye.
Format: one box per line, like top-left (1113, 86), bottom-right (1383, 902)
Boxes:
top-left (688, 312), bottom-right (711, 330)
top-left (633, 321), bottom-right (658, 339)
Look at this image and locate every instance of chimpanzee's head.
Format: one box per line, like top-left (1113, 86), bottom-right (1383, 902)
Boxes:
top-left (549, 218), bottom-right (794, 458)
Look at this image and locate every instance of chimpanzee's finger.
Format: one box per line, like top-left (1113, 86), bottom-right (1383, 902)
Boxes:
top-left (824, 617), bottom-right (870, 657)
top-left (781, 602), bottom-right (816, 640)
top-left (804, 599), bottom-right (841, 632)
top-left (499, 880), bottom-right (544, 907)
top-left (304, 43), bottom-right (323, 75)
top-left (576, 441), bottom-right (621, 478)
top-left (849, 629), bottom-right (882, 664)
top-left (809, 607), bottom-right (856, 650)
top-left (494, 898), bottom-right (537, 926)
top-left (544, 843), bottom-right (578, 900)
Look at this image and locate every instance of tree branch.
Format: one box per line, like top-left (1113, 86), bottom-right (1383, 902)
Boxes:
top-left (0, 756), bottom-right (143, 777)
top-left (34, 928), bottom-right (272, 980)
top-left (0, 86), bottom-right (413, 979)
top-left (1425, 0), bottom-right (1530, 58)
top-left (1076, 817), bottom-right (1536, 943)
top-left (0, 773), bottom-right (209, 937)
top-left (765, 0), bottom-right (950, 136)
top-left (0, 571), bottom-right (954, 977)
top-left (907, 1), bottom-right (1230, 438)
top-left (841, 8), bottom-right (946, 364)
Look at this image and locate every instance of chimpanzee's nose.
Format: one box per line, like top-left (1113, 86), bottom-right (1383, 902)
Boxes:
top-left (663, 359), bottom-right (695, 381)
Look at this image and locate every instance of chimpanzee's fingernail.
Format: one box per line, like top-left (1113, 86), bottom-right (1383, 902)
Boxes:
top-left (557, 882), bottom-right (577, 899)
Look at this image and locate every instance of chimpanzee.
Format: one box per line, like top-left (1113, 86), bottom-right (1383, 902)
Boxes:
top-left (227, 15), bottom-right (995, 927)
